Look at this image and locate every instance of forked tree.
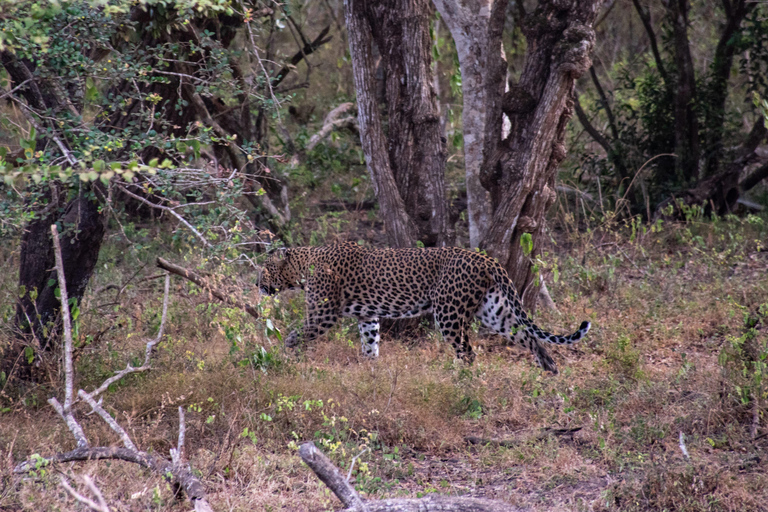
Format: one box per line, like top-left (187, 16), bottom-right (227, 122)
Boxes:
top-left (347, 0), bottom-right (601, 308)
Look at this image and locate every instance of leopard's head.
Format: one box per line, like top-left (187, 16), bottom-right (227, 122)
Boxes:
top-left (259, 249), bottom-right (302, 295)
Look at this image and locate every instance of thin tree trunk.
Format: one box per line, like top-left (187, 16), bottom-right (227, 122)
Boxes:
top-left (345, 0), bottom-right (418, 248)
top-left (702, 0), bottom-right (754, 177)
top-left (667, 0), bottom-right (700, 183)
top-left (431, 0), bottom-right (509, 248)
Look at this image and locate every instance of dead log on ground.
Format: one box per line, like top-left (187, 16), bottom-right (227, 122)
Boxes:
top-left (298, 441), bottom-right (523, 512)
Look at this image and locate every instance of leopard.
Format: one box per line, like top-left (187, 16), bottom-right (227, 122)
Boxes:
top-left (259, 242), bottom-right (590, 374)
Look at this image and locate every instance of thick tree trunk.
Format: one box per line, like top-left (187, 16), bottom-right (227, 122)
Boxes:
top-left (8, 190), bottom-right (105, 379)
top-left (432, 0), bottom-right (509, 248)
top-left (345, 0), bottom-right (418, 248)
top-left (368, 0), bottom-right (452, 247)
top-left (479, 1), bottom-right (600, 310)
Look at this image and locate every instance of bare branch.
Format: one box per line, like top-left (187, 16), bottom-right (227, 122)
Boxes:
top-left (588, 67), bottom-right (618, 140)
top-left (573, 96), bottom-right (613, 156)
top-left (51, 224), bottom-right (74, 410)
top-left (60, 475), bottom-right (110, 512)
top-left (306, 116), bottom-right (357, 152)
top-left (117, 185), bottom-right (212, 248)
top-left (631, 0), bottom-right (668, 84)
top-left (14, 446), bottom-right (210, 509)
top-left (49, 225), bottom-right (92, 448)
top-left (272, 26), bottom-right (333, 89)
top-left (157, 257), bottom-right (260, 319)
top-left (48, 397), bottom-right (88, 449)
top-left (86, 274), bottom-right (170, 399)
top-left (78, 390), bottom-right (138, 452)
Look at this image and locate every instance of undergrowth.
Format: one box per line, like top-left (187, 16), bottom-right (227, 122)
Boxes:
top-left (1, 211), bottom-right (767, 511)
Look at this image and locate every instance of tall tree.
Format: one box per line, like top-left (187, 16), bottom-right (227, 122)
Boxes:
top-left (0, 1), bottom-right (329, 379)
top-left (576, 0), bottom-right (768, 215)
top-left (344, 0), bottom-right (450, 248)
top-left (434, 0), bottom-right (601, 307)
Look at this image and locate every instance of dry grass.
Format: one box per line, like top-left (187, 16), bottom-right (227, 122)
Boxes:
top-left (1, 215), bottom-right (768, 511)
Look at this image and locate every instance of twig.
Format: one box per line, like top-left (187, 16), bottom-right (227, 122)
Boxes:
top-left (157, 257), bottom-right (260, 319)
top-left (751, 391), bottom-right (760, 440)
top-left (60, 475), bottom-right (110, 512)
top-left (346, 448), bottom-right (368, 482)
top-left (616, 153), bottom-right (676, 217)
top-left (86, 274), bottom-right (171, 399)
top-left (117, 185), bottom-right (212, 248)
top-left (171, 406), bottom-right (186, 465)
top-left (679, 431), bottom-right (690, 459)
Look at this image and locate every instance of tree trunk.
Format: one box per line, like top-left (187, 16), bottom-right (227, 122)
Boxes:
top-left (667, 0), bottom-right (700, 183)
top-left (8, 190), bottom-right (105, 379)
top-left (0, 51), bottom-right (107, 380)
top-left (345, 0), bottom-right (418, 248)
top-left (478, 1), bottom-right (600, 310)
top-left (431, 0), bottom-right (509, 248)
top-left (702, 0), bottom-right (754, 177)
top-left (368, 0), bottom-right (452, 247)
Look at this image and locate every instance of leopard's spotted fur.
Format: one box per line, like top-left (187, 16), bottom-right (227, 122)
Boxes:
top-left (259, 242), bottom-right (590, 373)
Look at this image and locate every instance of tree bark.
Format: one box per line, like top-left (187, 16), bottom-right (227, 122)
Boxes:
top-left (666, 0), bottom-right (700, 183)
top-left (367, 0), bottom-right (452, 247)
top-left (431, 0), bottom-right (509, 248)
top-left (1, 51), bottom-right (106, 378)
top-left (345, 0), bottom-right (419, 248)
top-left (702, 0), bottom-right (754, 177)
top-left (9, 191), bottom-right (105, 379)
top-left (479, 1), bottom-right (600, 309)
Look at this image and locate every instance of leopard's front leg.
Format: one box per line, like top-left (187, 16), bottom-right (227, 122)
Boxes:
top-left (285, 280), bottom-right (341, 349)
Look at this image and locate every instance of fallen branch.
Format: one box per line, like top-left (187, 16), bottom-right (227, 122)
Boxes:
top-left (298, 442), bottom-right (519, 512)
top-left (156, 257), bottom-right (260, 319)
top-left (14, 228), bottom-right (214, 511)
top-left (465, 427), bottom-right (582, 448)
top-left (15, 446), bottom-right (209, 509)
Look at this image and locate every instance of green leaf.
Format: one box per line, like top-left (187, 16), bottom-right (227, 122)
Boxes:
top-left (520, 233), bottom-right (533, 256)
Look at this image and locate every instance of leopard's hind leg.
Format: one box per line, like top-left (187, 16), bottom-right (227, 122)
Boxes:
top-left (476, 286), bottom-right (558, 373)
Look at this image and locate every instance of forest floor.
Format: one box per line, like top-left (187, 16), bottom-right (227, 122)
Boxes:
top-left (1, 211), bottom-right (768, 511)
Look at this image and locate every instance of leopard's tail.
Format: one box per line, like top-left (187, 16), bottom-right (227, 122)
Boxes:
top-left (489, 266), bottom-right (591, 346)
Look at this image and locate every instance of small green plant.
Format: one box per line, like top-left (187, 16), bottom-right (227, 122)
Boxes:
top-left (718, 303), bottom-right (768, 410)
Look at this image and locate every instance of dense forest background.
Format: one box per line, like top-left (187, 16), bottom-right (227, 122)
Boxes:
top-left (0, 0), bottom-right (767, 510)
